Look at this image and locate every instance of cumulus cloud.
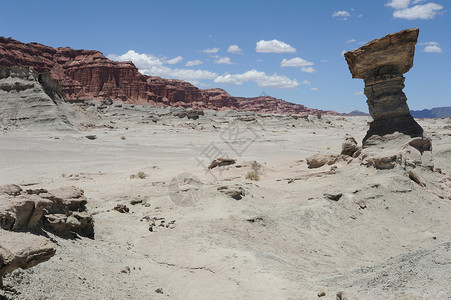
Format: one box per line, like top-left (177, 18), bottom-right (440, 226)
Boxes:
top-left (214, 57), bottom-right (234, 64)
top-left (166, 56), bottom-right (183, 64)
top-left (386, 1), bottom-right (444, 20)
top-left (214, 69), bottom-right (299, 89)
top-left (256, 39), bottom-right (296, 53)
top-left (227, 45), bottom-right (242, 54)
top-left (108, 50), bottom-right (217, 85)
top-left (332, 10), bottom-right (351, 20)
top-left (185, 60), bottom-right (202, 67)
top-left (202, 47), bottom-right (220, 54)
top-left (281, 57), bottom-right (316, 73)
top-left (301, 67), bottom-right (316, 73)
top-left (301, 80), bottom-right (311, 85)
top-left (420, 41), bottom-right (443, 53)
top-left (385, 0), bottom-right (411, 9)
top-left (281, 57), bottom-right (314, 67)
top-left (393, 3), bottom-right (443, 19)
top-left (424, 45), bottom-right (443, 53)
top-left (310, 87), bottom-right (319, 91)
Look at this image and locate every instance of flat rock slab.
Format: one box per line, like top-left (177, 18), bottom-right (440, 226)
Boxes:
top-left (344, 28), bottom-right (419, 78)
top-left (0, 230), bottom-right (56, 286)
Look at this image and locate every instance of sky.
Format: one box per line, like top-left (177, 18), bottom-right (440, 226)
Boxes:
top-left (1, 0), bottom-right (449, 113)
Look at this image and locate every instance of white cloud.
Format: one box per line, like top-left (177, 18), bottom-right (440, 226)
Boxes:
top-left (227, 45), bottom-right (242, 54)
top-left (301, 80), bottom-right (311, 85)
top-left (166, 56), bottom-right (183, 64)
top-left (357, 14), bottom-right (364, 17)
top-left (332, 10), bottom-right (351, 20)
top-left (391, 2), bottom-right (443, 20)
top-left (301, 67), bottom-right (316, 73)
top-left (256, 39), bottom-right (296, 53)
top-left (202, 47), bottom-right (220, 54)
top-left (354, 91), bottom-right (364, 96)
top-left (310, 87), bottom-right (318, 91)
top-left (321, 59), bottom-right (328, 63)
top-left (108, 50), bottom-right (217, 85)
top-left (341, 50), bottom-right (347, 56)
top-left (185, 60), bottom-right (202, 67)
top-left (281, 57), bottom-right (314, 67)
top-left (346, 39), bottom-right (356, 43)
top-left (385, 0), bottom-right (411, 9)
top-left (419, 41), bottom-right (439, 46)
top-left (214, 69), bottom-right (299, 89)
top-left (424, 45), bottom-right (443, 53)
top-left (214, 57), bottom-right (234, 64)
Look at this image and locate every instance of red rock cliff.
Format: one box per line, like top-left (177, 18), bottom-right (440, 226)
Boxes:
top-left (0, 37), bottom-right (336, 115)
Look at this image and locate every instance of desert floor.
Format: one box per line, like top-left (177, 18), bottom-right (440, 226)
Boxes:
top-left (1, 109), bottom-right (450, 300)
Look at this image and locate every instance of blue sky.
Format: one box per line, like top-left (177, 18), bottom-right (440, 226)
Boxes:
top-left (1, 0), bottom-right (449, 112)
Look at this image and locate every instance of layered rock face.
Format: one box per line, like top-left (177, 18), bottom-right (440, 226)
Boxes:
top-left (0, 36), bottom-right (335, 115)
top-left (0, 66), bottom-right (72, 129)
top-left (344, 28), bottom-right (423, 144)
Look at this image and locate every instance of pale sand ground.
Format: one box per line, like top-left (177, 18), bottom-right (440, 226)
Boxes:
top-left (1, 110), bottom-right (451, 300)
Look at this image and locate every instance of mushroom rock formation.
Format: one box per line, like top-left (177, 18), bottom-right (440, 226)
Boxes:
top-left (344, 28), bottom-right (423, 145)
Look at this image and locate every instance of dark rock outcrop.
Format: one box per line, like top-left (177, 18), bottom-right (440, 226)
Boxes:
top-left (0, 36), bottom-right (337, 115)
top-left (344, 28), bottom-right (423, 144)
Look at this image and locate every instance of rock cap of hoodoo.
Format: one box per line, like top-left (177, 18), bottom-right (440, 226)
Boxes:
top-left (344, 28), bottom-right (419, 79)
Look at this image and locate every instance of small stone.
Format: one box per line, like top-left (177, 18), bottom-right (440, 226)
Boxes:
top-left (114, 204), bottom-right (129, 213)
top-left (408, 170), bottom-right (426, 187)
top-left (324, 193), bottom-right (343, 201)
top-left (318, 290), bottom-right (326, 297)
top-left (130, 198), bottom-right (143, 205)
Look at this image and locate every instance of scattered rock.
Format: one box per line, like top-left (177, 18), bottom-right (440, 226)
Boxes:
top-left (155, 288), bottom-right (163, 294)
top-left (355, 199), bottom-right (367, 209)
top-left (130, 198), bottom-right (143, 205)
top-left (306, 154), bottom-right (339, 169)
top-left (85, 135), bottom-right (97, 140)
top-left (363, 154), bottom-right (400, 170)
top-left (336, 291), bottom-right (348, 300)
top-left (114, 204), bottom-right (129, 213)
top-left (218, 186), bottom-right (245, 200)
top-left (0, 185), bottom-right (22, 196)
top-left (208, 158), bottom-right (236, 169)
top-left (341, 137), bottom-right (360, 157)
top-left (408, 170), bottom-right (426, 187)
top-left (246, 217), bottom-right (264, 223)
top-left (324, 193), bottom-right (343, 201)
top-left (317, 290), bottom-right (326, 297)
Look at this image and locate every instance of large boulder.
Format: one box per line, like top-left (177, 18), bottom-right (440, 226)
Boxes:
top-left (0, 230), bottom-right (56, 288)
top-left (0, 185), bottom-right (94, 238)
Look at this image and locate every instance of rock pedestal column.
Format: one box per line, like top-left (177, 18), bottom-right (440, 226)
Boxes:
top-left (344, 28), bottom-right (423, 145)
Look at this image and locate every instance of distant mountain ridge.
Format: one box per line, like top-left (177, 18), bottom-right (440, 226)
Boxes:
top-left (410, 107), bottom-right (451, 118)
top-left (0, 36), bottom-right (337, 115)
top-left (343, 107), bottom-right (451, 119)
